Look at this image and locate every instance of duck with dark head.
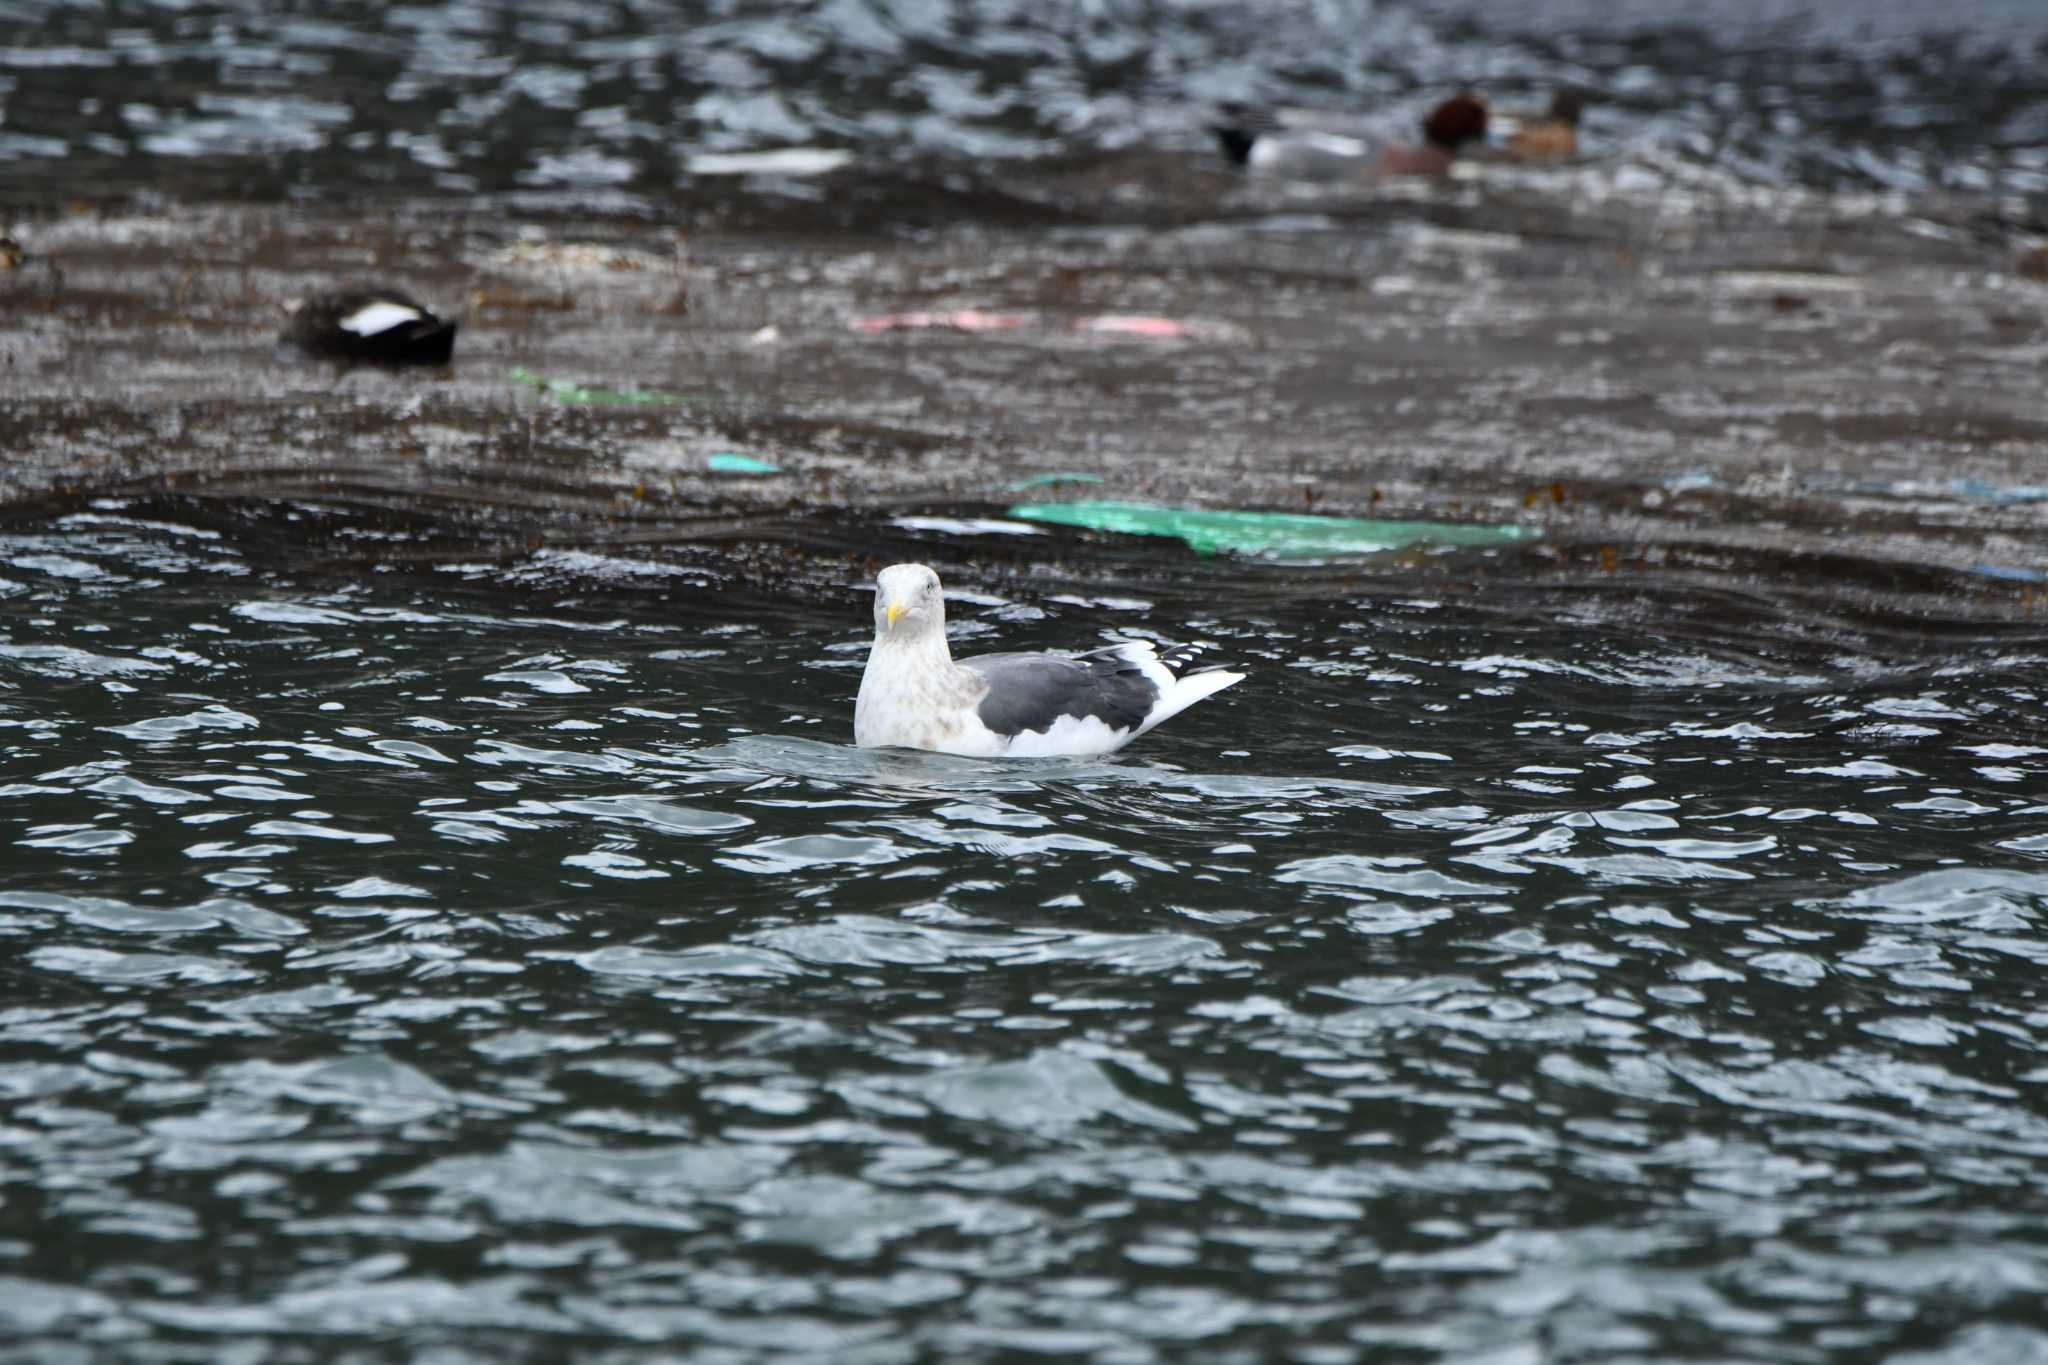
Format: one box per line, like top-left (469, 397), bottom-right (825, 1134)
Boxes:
top-left (281, 285), bottom-right (459, 367)
top-left (1211, 91), bottom-right (1490, 182)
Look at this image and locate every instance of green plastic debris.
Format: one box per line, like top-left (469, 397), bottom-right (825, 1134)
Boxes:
top-left (509, 367), bottom-right (704, 407)
top-left (706, 452), bottom-right (782, 475)
top-left (1006, 500), bottom-right (1538, 560)
top-left (1006, 472), bottom-right (1106, 491)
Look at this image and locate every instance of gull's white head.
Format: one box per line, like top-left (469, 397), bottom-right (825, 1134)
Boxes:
top-left (873, 562), bottom-right (947, 642)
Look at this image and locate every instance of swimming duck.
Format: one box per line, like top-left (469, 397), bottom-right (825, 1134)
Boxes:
top-left (1211, 93), bottom-right (1489, 181)
top-left (282, 286), bottom-right (458, 366)
top-left (1489, 90), bottom-right (1585, 162)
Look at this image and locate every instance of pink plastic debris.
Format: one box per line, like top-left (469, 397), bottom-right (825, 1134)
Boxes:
top-left (849, 310), bottom-right (1239, 341)
top-left (852, 310), bottom-right (1032, 333)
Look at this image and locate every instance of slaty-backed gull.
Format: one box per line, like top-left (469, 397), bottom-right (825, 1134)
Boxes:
top-left (854, 563), bottom-right (1243, 758)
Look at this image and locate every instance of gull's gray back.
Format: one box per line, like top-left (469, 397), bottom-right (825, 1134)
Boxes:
top-left (959, 649), bottom-right (1157, 739)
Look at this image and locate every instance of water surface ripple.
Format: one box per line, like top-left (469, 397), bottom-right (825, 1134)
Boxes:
top-left (2, 512), bottom-right (2047, 1359)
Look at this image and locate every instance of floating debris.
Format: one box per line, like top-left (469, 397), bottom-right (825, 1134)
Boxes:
top-left (1007, 472), bottom-right (1106, 491)
top-left (853, 310), bottom-right (1032, 334)
top-left (1074, 315), bottom-right (1193, 338)
top-left (686, 147), bottom-right (853, 177)
top-left (892, 515), bottom-right (1045, 537)
top-left (1071, 315), bottom-right (1243, 341)
top-left (1008, 500), bottom-right (1538, 559)
top-left (1712, 270), bottom-right (1866, 294)
top-left (484, 240), bottom-right (679, 277)
top-left (1799, 474), bottom-right (2048, 506)
top-left (853, 311), bottom-right (1237, 340)
top-left (1968, 564), bottom-right (2046, 584)
top-left (508, 368), bottom-right (704, 407)
top-left (1945, 479), bottom-right (2048, 505)
top-left (706, 452), bottom-right (782, 475)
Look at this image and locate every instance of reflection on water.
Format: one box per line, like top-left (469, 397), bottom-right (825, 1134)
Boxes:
top-left (3, 509), bottom-right (2047, 1358)
top-left (3, 0), bottom-right (2047, 210)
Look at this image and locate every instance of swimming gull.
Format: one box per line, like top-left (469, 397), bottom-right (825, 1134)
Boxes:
top-left (854, 562), bottom-right (1244, 758)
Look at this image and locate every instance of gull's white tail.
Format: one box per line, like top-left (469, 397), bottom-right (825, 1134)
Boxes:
top-left (1139, 667), bottom-right (1244, 736)
top-left (1114, 640), bottom-right (1245, 737)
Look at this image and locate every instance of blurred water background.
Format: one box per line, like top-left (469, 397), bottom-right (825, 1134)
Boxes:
top-left (3, 0), bottom-right (2047, 214)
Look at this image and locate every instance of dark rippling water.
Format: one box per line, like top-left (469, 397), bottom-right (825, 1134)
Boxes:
top-left (3, 0), bottom-right (2048, 212)
top-left (4, 506), bottom-right (2048, 1359)
top-left (7, 1), bottom-right (2048, 1360)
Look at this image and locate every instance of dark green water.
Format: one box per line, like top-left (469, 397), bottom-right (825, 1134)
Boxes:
top-left (4, 503), bottom-right (2048, 1361)
top-left (5, 0), bottom-right (2048, 1358)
